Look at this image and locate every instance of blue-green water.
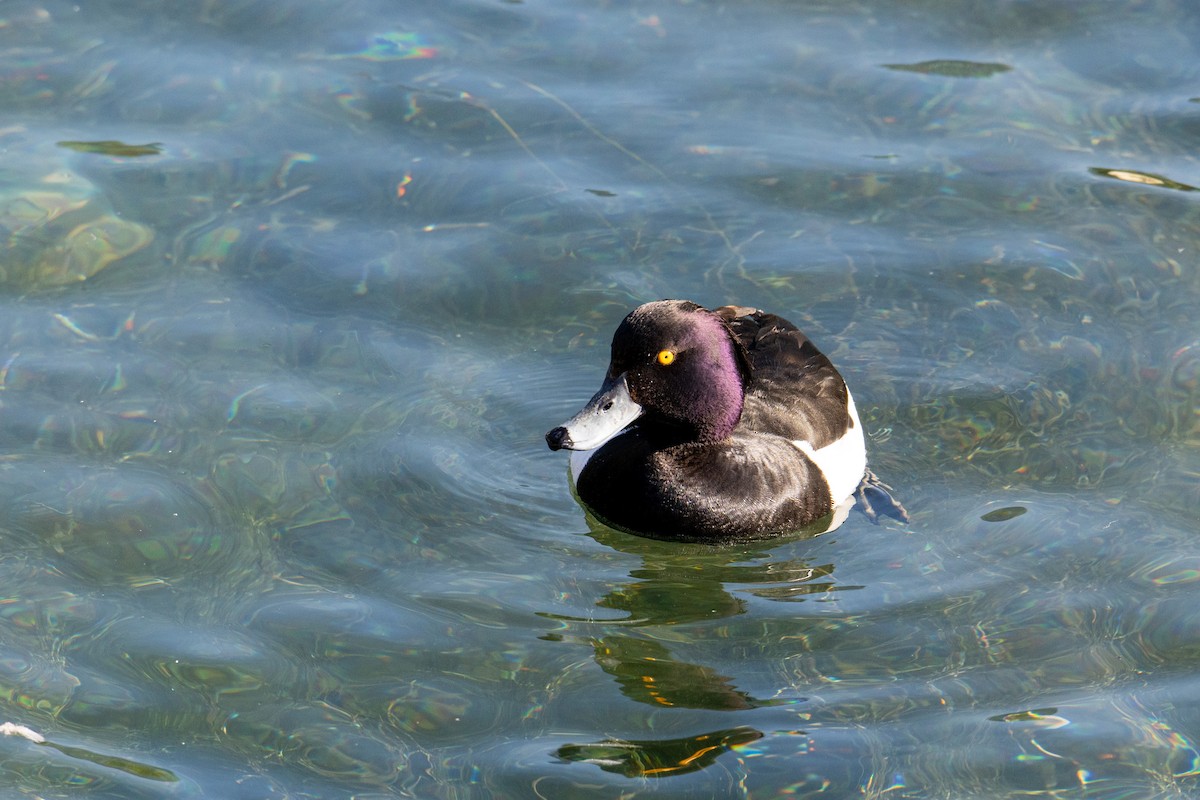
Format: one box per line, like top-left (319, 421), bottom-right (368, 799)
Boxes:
top-left (2, 0), bottom-right (1199, 797)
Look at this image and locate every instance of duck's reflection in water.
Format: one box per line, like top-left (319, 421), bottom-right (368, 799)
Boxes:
top-left (547, 515), bottom-right (858, 778)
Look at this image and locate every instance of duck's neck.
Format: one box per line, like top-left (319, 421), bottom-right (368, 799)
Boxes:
top-left (696, 371), bottom-right (744, 442)
top-left (689, 326), bottom-right (745, 443)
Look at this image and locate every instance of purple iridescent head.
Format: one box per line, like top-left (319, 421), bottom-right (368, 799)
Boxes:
top-left (546, 300), bottom-right (751, 451)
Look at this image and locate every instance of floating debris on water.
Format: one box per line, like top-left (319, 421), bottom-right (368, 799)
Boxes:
top-left (883, 59), bottom-right (1013, 78)
top-left (57, 140), bottom-right (163, 157)
top-left (981, 506), bottom-right (1028, 522)
top-left (1, 721), bottom-right (177, 781)
top-left (1089, 167), bottom-right (1197, 192)
top-left (0, 722), bottom-right (45, 743)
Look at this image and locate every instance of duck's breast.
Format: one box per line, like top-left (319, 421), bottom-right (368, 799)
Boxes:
top-left (575, 433), bottom-right (836, 541)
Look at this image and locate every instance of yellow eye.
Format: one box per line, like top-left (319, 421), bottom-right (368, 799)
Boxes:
top-left (657, 349), bottom-right (676, 366)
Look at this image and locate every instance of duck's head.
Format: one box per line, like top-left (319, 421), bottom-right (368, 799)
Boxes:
top-left (546, 300), bottom-right (752, 451)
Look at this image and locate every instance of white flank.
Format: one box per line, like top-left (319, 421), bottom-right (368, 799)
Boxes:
top-left (792, 390), bottom-right (867, 507)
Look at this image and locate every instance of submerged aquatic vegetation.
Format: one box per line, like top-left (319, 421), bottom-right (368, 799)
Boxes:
top-left (0, 167), bottom-right (153, 288)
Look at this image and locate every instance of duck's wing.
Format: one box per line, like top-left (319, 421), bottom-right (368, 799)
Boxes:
top-left (713, 306), bottom-right (854, 449)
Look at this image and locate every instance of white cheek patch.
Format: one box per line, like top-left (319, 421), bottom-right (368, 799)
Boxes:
top-left (792, 390), bottom-right (867, 506)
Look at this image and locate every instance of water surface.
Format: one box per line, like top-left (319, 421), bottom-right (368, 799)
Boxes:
top-left (1, 0), bottom-right (1199, 797)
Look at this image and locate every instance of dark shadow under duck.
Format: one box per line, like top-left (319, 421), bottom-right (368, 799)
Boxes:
top-left (546, 300), bottom-right (905, 542)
